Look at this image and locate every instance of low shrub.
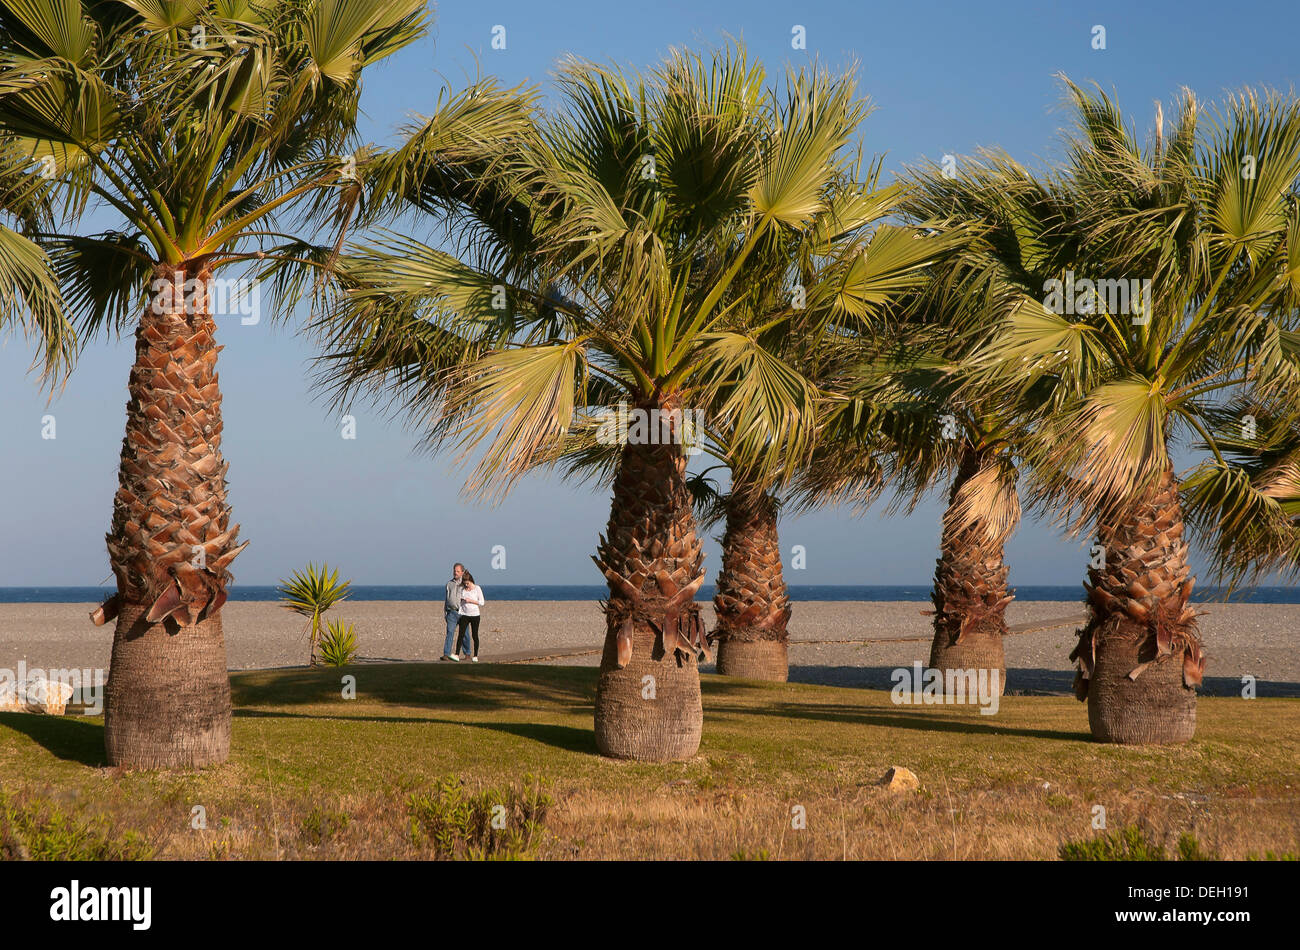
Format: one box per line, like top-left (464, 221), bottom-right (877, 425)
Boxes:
top-left (1059, 825), bottom-right (1220, 861)
top-left (301, 807), bottom-right (351, 846)
top-left (0, 791), bottom-right (153, 860)
top-left (319, 619), bottom-right (359, 667)
top-left (407, 774), bottom-right (551, 860)
top-left (1060, 825), bottom-right (1168, 861)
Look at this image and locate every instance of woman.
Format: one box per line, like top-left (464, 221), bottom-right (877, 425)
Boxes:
top-left (456, 571), bottom-right (486, 661)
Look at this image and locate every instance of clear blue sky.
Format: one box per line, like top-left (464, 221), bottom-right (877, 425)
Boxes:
top-left (2, 0), bottom-right (1297, 587)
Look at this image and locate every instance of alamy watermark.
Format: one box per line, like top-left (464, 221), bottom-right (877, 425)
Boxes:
top-left (890, 661), bottom-right (1001, 715)
top-left (149, 272), bottom-right (261, 325)
top-left (0, 662), bottom-right (104, 715)
top-left (1043, 271), bottom-right (1152, 325)
top-left (594, 402), bottom-right (704, 455)
top-left (49, 880), bottom-right (150, 930)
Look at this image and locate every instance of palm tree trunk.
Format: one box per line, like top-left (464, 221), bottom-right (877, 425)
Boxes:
top-left (713, 488), bottom-right (792, 681)
top-left (99, 263), bottom-right (247, 768)
top-left (928, 448), bottom-right (1015, 692)
top-left (593, 397), bottom-right (706, 761)
top-left (1074, 466), bottom-right (1202, 744)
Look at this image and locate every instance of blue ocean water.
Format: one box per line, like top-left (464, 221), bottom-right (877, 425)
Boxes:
top-left (3, 584), bottom-right (1299, 603)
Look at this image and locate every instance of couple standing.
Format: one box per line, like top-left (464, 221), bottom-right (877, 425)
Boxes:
top-left (442, 562), bottom-right (486, 662)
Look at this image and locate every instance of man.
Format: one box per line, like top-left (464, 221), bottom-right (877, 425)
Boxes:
top-left (441, 562), bottom-right (465, 661)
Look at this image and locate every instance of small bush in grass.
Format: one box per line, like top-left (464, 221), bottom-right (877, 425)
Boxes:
top-left (1060, 826), bottom-right (1220, 861)
top-left (301, 807), bottom-right (350, 846)
top-left (1176, 832), bottom-right (1219, 861)
top-left (1060, 825), bottom-right (1168, 861)
top-left (407, 774), bottom-right (551, 860)
top-left (319, 619), bottom-right (359, 667)
top-left (0, 791), bottom-right (153, 860)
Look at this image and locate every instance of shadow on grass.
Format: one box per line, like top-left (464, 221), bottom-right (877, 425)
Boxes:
top-left (0, 711), bottom-right (104, 766)
top-left (233, 664), bottom-right (1088, 745)
top-left (233, 707), bottom-right (597, 755)
top-left (231, 663), bottom-right (597, 711)
top-left (697, 673), bottom-right (1090, 740)
top-left (778, 665), bottom-right (1300, 698)
top-left (702, 699), bottom-right (1091, 742)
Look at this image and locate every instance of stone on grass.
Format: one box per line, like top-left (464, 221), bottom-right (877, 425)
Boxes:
top-left (879, 766), bottom-right (919, 792)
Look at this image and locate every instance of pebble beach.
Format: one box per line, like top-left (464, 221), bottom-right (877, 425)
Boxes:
top-left (2, 599), bottom-right (1295, 697)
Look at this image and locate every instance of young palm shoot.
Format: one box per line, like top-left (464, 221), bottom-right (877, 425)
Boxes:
top-left (278, 563), bottom-right (353, 666)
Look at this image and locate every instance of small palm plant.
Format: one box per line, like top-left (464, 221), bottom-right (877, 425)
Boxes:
top-left (278, 564), bottom-right (352, 666)
top-left (318, 618), bottom-right (359, 667)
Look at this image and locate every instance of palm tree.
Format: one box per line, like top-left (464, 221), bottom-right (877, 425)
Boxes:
top-left (693, 469), bottom-right (795, 680)
top-left (318, 46), bottom-right (874, 760)
top-left (0, 0), bottom-right (426, 767)
top-left (918, 80), bottom-right (1300, 743)
top-left (792, 321), bottom-right (1023, 691)
top-left (545, 160), bottom-right (961, 684)
top-left (694, 166), bottom-right (964, 681)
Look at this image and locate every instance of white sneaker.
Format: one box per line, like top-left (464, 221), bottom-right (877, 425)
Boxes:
top-left (448, 654), bottom-right (460, 662)
top-left (471, 656), bottom-right (479, 662)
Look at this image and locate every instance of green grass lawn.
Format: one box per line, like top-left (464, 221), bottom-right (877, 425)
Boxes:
top-left (1, 663), bottom-right (1297, 859)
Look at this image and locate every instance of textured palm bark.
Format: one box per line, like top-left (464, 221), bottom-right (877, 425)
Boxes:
top-left (713, 488), bottom-right (791, 681)
top-left (593, 398), bottom-right (707, 762)
top-left (1073, 466), bottom-right (1202, 745)
top-left (927, 450), bottom-right (1014, 693)
top-left (99, 264), bottom-right (246, 768)
top-left (104, 604), bottom-right (232, 768)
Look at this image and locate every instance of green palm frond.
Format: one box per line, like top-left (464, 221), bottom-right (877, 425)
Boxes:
top-left (748, 64), bottom-right (865, 228)
top-left (0, 220), bottom-right (71, 379)
top-left (278, 562), bottom-right (352, 617)
top-left (317, 42), bottom-right (881, 504)
top-left (693, 330), bottom-right (819, 486)
top-left (685, 468), bottom-right (727, 528)
top-left (447, 341), bottom-right (590, 498)
top-left (818, 222), bottom-right (968, 325)
top-left (1030, 378), bottom-right (1168, 530)
top-left (0, 0), bottom-right (430, 324)
top-left (44, 230), bottom-right (152, 336)
top-left (0, 134), bottom-right (71, 380)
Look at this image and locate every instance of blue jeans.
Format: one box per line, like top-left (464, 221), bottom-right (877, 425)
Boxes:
top-left (443, 609), bottom-right (461, 656)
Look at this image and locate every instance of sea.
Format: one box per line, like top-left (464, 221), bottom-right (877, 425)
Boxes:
top-left (2, 585), bottom-right (1299, 604)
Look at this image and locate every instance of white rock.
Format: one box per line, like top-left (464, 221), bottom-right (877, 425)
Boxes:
top-left (25, 677), bottom-right (74, 715)
top-left (879, 766), bottom-right (920, 792)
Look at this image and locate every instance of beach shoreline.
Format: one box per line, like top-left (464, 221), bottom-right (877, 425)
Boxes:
top-left (2, 599), bottom-right (1296, 697)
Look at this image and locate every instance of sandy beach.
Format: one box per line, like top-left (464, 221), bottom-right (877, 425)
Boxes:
top-left (1, 599), bottom-right (1295, 697)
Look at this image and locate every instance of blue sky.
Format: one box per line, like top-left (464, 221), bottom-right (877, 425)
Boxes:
top-left (2, 0), bottom-right (1298, 587)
